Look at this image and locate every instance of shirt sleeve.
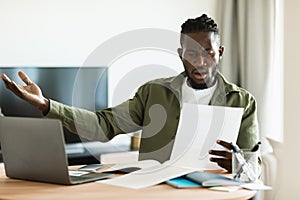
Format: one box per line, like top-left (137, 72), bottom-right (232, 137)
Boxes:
top-left (45, 84), bottom-right (146, 142)
top-left (45, 100), bottom-right (111, 142)
top-left (237, 95), bottom-right (260, 150)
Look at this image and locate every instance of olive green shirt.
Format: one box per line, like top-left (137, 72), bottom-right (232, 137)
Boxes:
top-left (46, 72), bottom-right (259, 163)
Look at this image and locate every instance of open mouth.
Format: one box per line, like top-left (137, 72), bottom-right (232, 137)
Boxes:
top-left (192, 69), bottom-right (207, 80)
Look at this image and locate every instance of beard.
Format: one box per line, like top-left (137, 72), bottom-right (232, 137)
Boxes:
top-left (187, 77), bottom-right (209, 89)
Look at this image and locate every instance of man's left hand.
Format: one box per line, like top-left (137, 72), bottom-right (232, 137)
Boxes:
top-left (209, 140), bottom-right (233, 172)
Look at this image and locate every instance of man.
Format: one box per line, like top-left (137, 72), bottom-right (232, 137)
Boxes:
top-left (0, 14), bottom-right (259, 172)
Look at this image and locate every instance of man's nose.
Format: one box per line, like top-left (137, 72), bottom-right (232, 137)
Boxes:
top-left (192, 54), bottom-right (206, 66)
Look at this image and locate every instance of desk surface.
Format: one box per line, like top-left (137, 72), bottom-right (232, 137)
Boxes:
top-left (0, 164), bottom-right (256, 200)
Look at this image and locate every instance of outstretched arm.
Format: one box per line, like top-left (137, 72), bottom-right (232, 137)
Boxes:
top-left (1, 71), bottom-right (50, 114)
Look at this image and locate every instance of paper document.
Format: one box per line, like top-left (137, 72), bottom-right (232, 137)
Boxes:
top-left (100, 163), bottom-right (194, 189)
top-left (99, 104), bottom-right (243, 189)
top-left (68, 170), bottom-right (90, 177)
top-left (170, 103), bottom-right (243, 170)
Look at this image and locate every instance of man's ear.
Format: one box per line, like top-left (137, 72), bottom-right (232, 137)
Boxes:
top-left (177, 48), bottom-right (183, 59)
top-left (219, 46), bottom-right (224, 58)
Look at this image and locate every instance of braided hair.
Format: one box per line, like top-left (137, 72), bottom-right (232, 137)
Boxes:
top-left (180, 14), bottom-right (220, 45)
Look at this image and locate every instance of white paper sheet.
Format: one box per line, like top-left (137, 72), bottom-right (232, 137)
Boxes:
top-left (99, 164), bottom-right (194, 189)
top-left (170, 104), bottom-right (243, 170)
top-left (99, 104), bottom-right (243, 189)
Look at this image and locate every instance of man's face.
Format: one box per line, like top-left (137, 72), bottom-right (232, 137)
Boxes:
top-left (178, 32), bottom-right (224, 89)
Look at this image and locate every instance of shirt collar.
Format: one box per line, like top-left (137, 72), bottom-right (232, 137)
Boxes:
top-left (168, 71), bottom-right (241, 106)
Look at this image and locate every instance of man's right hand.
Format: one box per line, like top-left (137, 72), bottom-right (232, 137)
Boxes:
top-left (1, 71), bottom-right (50, 114)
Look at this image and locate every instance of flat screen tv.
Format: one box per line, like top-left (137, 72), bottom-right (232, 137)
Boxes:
top-left (0, 67), bottom-right (108, 144)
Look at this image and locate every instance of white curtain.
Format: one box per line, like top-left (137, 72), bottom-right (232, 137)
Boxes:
top-left (216, 0), bottom-right (284, 151)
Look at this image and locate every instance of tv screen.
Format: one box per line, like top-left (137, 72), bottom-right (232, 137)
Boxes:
top-left (0, 67), bottom-right (108, 144)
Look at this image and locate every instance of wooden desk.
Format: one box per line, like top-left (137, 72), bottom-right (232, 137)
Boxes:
top-left (0, 164), bottom-right (256, 200)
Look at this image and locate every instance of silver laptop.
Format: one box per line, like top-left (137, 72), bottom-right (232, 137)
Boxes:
top-left (0, 117), bottom-right (113, 185)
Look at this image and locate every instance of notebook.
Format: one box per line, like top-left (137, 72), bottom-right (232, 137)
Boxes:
top-left (166, 171), bottom-right (240, 189)
top-left (184, 171), bottom-right (240, 187)
top-left (166, 177), bottom-right (201, 188)
top-left (0, 117), bottom-right (113, 185)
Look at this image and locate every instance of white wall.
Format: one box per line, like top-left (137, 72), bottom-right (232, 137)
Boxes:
top-left (0, 0), bottom-right (217, 66)
top-left (280, 0), bottom-right (300, 198)
top-left (0, 0), bottom-right (217, 104)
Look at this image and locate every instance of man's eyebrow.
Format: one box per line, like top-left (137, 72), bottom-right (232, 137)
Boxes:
top-left (185, 47), bottom-right (208, 52)
top-left (185, 49), bottom-right (197, 51)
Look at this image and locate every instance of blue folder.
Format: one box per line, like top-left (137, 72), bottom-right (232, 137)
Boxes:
top-left (166, 177), bottom-right (201, 188)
